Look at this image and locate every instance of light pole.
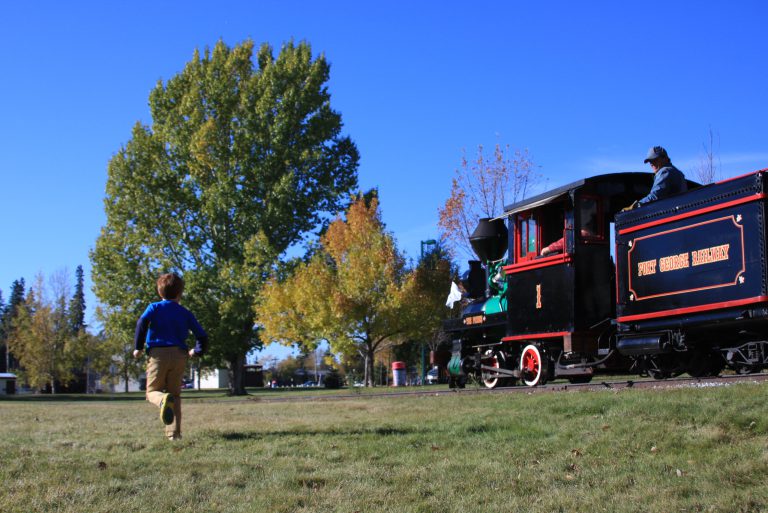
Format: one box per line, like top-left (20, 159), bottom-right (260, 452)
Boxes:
top-left (420, 240), bottom-right (437, 259)
top-left (420, 239), bottom-right (437, 384)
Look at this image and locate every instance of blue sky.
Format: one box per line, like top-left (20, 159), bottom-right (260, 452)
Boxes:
top-left (1, 1), bottom-right (767, 360)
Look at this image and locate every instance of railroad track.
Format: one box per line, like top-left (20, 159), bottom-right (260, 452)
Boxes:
top-left (238, 372), bottom-right (768, 403)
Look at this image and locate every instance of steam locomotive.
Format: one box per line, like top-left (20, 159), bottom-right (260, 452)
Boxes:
top-left (445, 169), bottom-right (768, 387)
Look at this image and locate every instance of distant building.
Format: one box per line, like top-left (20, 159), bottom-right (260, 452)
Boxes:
top-left (0, 373), bottom-right (17, 395)
top-left (191, 368), bottom-right (230, 389)
top-left (189, 365), bottom-right (264, 389)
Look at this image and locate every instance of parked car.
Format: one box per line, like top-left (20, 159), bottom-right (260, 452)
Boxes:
top-left (302, 380), bottom-right (318, 387)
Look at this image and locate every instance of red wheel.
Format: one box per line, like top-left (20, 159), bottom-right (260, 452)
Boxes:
top-left (482, 349), bottom-right (506, 389)
top-left (520, 344), bottom-right (549, 387)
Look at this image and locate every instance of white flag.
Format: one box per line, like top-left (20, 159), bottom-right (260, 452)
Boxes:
top-left (445, 281), bottom-right (463, 308)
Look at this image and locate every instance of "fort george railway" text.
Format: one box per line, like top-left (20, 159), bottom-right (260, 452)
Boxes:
top-left (636, 243), bottom-right (730, 277)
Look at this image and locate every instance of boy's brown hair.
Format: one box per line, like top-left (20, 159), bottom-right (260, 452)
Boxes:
top-left (157, 273), bottom-right (184, 300)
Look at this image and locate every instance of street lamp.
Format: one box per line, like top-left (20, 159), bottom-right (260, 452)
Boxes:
top-left (419, 239), bottom-right (437, 384)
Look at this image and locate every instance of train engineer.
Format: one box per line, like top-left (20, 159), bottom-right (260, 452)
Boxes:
top-left (626, 146), bottom-right (687, 210)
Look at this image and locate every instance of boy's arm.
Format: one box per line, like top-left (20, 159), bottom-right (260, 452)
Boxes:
top-left (188, 313), bottom-right (208, 356)
top-left (134, 316), bottom-right (150, 354)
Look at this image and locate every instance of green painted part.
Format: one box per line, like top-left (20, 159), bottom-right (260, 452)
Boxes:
top-left (448, 354), bottom-right (462, 376)
top-left (482, 260), bottom-right (508, 314)
top-left (483, 295), bottom-right (506, 315)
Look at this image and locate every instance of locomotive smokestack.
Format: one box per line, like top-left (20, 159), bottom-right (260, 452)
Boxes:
top-left (469, 218), bottom-right (508, 262)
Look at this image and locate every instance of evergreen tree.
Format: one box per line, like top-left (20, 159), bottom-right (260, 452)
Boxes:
top-left (68, 265), bottom-right (86, 334)
top-left (3, 279), bottom-right (25, 372)
top-left (0, 289), bottom-right (5, 372)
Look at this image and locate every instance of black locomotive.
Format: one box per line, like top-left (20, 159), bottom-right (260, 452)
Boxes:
top-left (445, 169), bottom-right (768, 387)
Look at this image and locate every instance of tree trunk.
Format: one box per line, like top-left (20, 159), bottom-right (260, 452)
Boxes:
top-left (366, 345), bottom-right (375, 387)
top-left (227, 353), bottom-right (247, 395)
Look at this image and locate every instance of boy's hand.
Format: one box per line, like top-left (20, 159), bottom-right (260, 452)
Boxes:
top-left (133, 349), bottom-right (143, 359)
top-left (188, 349), bottom-right (198, 357)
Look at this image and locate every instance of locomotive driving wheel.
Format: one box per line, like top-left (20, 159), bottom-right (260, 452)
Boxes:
top-left (482, 349), bottom-right (508, 389)
top-left (520, 344), bottom-right (549, 387)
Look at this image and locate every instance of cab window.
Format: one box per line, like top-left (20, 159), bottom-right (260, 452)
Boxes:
top-left (578, 197), bottom-right (603, 240)
top-left (517, 214), bottom-right (538, 260)
top-left (540, 206), bottom-right (565, 253)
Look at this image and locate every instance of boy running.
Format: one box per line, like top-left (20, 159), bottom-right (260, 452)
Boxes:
top-left (133, 273), bottom-right (207, 440)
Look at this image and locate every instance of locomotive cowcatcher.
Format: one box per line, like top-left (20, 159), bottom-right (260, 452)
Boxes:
top-left (445, 169), bottom-right (768, 387)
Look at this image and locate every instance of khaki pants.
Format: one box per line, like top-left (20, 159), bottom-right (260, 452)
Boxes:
top-left (146, 346), bottom-right (188, 437)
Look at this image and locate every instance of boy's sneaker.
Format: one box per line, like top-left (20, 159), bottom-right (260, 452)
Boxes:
top-left (159, 393), bottom-right (175, 425)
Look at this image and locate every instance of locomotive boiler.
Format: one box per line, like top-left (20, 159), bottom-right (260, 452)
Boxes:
top-left (445, 169), bottom-right (768, 387)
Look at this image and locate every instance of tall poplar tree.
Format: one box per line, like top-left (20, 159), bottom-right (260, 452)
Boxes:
top-left (91, 40), bottom-right (359, 394)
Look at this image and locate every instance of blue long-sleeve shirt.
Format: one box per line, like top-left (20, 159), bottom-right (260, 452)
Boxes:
top-left (637, 164), bottom-right (687, 206)
top-left (134, 300), bottom-right (208, 355)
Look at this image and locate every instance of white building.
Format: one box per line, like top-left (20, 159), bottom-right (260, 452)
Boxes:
top-left (191, 368), bottom-right (230, 389)
top-left (0, 373), bottom-right (17, 395)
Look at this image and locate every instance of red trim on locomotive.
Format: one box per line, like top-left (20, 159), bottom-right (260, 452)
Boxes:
top-left (617, 295), bottom-right (768, 322)
top-left (618, 193), bottom-right (767, 235)
top-left (712, 168), bottom-right (768, 185)
top-left (501, 331), bottom-right (571, 342)
top-left (503, 253), bottom-right (573, 274)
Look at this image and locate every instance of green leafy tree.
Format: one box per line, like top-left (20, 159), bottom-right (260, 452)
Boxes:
top-left (401, 241), bottom-right (458, 351)
top-left (91, 39), bottom-right (359, 395)
top-left (8, 274), bottom-right (76, 393)
top-left (97, 308), bottom-right (146, 393)
top-left (259, 195), bottom-right (411, 386)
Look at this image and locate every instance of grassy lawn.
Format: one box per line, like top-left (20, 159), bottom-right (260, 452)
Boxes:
top-left (2, 383), bottom-right (767, 512)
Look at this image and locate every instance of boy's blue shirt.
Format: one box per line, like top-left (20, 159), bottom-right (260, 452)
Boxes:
top-left (134, 300), bottom-right (208, 354)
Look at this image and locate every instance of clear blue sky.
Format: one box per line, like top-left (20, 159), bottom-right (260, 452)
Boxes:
top-left (1, 1), bottom-right (767, 360)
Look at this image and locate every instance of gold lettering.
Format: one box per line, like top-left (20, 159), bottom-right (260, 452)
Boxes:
top-left (692, 244), bottom-right (730, 266)
top-left (637, 259), bottom-right (657, 277)
top-left (535, 284), bottom-right (542, 309)
top-left (659, 253), bottom-right (690, 272)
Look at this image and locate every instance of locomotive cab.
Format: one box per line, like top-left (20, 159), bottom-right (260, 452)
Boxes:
top-left (500, 173), bottom-right (655, 385)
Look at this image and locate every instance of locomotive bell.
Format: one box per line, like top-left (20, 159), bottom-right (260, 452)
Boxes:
top-left (469, 218), bottom-right (508, 262)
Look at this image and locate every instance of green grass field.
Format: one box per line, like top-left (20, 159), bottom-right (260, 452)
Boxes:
top-left (2, 383), bottom-right (767, 513)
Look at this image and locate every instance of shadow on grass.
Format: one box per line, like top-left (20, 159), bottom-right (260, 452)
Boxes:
top-left (0, 389), bottom-right (233, 402)
top-left (0, 393), bottom-right (146, 402)
top-left (218, 426), bottom-right (417, 441)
